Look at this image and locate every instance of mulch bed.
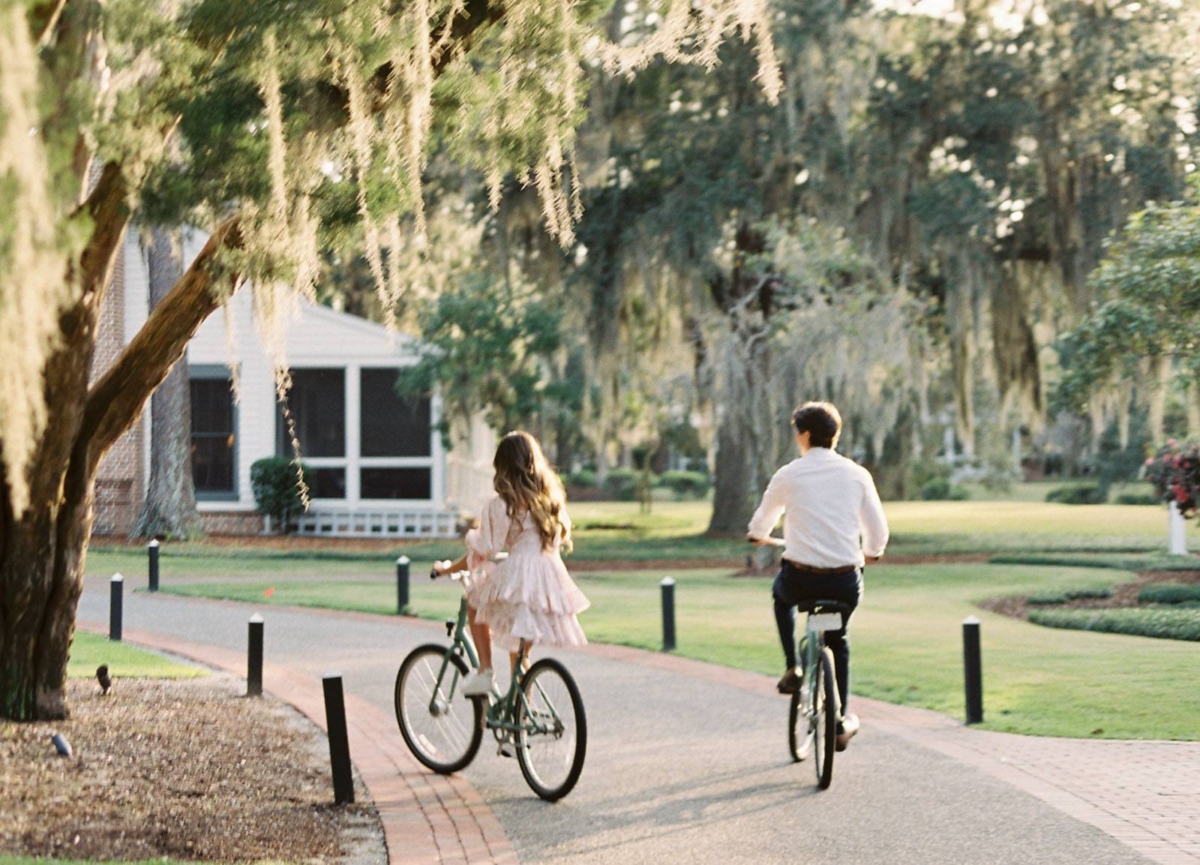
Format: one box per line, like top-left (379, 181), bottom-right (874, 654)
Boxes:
top-left (0, 675), bottom-right (383, 863)
top-left (980, 569), bottom-right (1200, 620)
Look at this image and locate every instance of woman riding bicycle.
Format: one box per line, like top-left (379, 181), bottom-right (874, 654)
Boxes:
top-left (747, 401), bottom-right (889, 751)
top-left (433, 430), bottom-right (590, 696)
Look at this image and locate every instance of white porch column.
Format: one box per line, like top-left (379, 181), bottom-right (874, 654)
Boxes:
top-left (345, 364), bottom-right (360, 504)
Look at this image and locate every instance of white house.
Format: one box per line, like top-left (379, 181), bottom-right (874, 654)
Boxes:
top-left (92, 229), bottom-right (495, 538)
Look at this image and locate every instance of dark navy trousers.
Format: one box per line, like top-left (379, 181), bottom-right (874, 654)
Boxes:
top-left (772, 561), bottom-right (863, 712)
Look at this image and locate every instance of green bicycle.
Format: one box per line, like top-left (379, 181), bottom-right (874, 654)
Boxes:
top-left (393, 568), bottom-right (587, 801)
top-left (787, 600), bottom-right (851, 790)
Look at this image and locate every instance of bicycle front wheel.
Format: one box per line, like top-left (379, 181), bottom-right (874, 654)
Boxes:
top-left (395, 644), bottom-right (485, 774)
top-left (515, 658), bottom-right (587, 801)
top-left (813, 647), bottom-right (838, 790)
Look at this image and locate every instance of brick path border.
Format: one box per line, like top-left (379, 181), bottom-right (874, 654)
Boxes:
top-left (78, 623), bottom-right (517, 865)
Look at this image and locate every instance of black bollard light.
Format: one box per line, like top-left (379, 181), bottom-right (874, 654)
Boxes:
top-left (148, 539), bottom-right (160, 592)
top-left (963, 615), bottom-right (983, 724)
top-left (247, 614), bottom-right (264, 697)
top-left (322, 673), bottom-right (355, 805)
top-left (109, 573), bottom-right (124, 641)
top-left (661, 576), bottom-right (676, 652)
top-left (396, 555), bottom-right (410, 615)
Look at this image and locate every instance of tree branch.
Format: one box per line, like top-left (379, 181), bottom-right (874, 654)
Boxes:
top-left (30, 0), bottom-right (71, 46)
top-left (81, 217), bottom-right (244, 471)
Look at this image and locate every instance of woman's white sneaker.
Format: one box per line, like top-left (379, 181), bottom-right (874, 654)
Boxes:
top-left (462, 669), bottom-right (495, 697)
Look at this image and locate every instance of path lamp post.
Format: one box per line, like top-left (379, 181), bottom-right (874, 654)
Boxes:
top-left (109, 573), bottom-right (124, 641)
top-left (322, 672), bottom-right (355, 805)
top-left (247, 614), bottom-right (264, 697)
top-left (962, 616), bottom-right (983, 725)
top-left (148, 539), bottom-right (160, 592)
top-left (396, 555), bottom-right (410, 615)
top-left (661, 577), bottom-right (676, 652)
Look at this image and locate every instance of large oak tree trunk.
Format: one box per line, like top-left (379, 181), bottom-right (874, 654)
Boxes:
top-left (707, 407), bottom-right (755, 534)
top-left (131, 227), bottom-right (204, 540)
top-left (0, 178), bottom-right (238, 719)
top-left (705, 224), bottom-right (778, 537)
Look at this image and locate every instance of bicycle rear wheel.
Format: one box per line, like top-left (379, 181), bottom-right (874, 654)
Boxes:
top-left (788, 683), bottom-right (814, 762)
top-left (395, 644), bottom-right (485, 774)
top-left (515, 658), bottom-right (587, 801)
top-left (813, 647), bottom-right (838, 790)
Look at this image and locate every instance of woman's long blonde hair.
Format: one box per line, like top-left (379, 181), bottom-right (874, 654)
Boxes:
top-left (493, 431), bottom-right (572, 553)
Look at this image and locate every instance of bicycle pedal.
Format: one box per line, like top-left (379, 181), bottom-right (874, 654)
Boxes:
top-left (497, 740), bottom-right (515, 758)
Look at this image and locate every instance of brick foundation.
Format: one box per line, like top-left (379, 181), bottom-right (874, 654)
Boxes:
top-left (199, 511), bottom-right (265, 536)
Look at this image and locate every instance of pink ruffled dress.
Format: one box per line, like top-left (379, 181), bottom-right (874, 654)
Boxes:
top-left (465, 495), bottom-right (589, 651)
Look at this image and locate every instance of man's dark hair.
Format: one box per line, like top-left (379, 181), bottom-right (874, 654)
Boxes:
top-left (792, 401), bottom-right (842, 449)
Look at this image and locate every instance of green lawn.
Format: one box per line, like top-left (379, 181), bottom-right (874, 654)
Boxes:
top-left (83, 498), bottom-right (1200, 739)
top-left (68, 631), bottom-right (203, 679)
top-left (157, 560), bottom-right (1200, 740)
top-left (86, 499), bottom-right (1186, 587)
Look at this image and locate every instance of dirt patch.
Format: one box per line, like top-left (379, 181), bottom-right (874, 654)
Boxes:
top-left (980, 569), bottom-right (1200, 621)
top-left (0, 675), bottom-right (383, 863)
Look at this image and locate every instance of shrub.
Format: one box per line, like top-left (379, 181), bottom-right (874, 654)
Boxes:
top-left (1115, 492), bottom-right (1162, 506)
top-left (1026, 587), bottom-right (1112, 605)
top-left (1028, 607), bottom-right (1200, 642)
top-left (1137, 583), bottom-right (1200, 605)
top-left (1045, 484), bottom-right (1107, 505)
top-left (1145, 440), bottom-right (1200, 517)
top-left (657, 470), bottom-right (711, 499)
top-left (919, 477), bottom-right (969, 501)
top-left (250, 457), bottom-right (308, 532)
top-left (602, 468), bottom-right (640, 501)
top-left (568, 469), bottom-right (598, 488)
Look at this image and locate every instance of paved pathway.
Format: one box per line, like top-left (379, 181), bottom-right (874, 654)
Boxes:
top-left (77, 584), bottom-right (1199, 865)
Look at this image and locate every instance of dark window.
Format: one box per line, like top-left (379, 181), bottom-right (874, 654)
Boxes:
top-left (278, 368), bottom-right (345, 457)
top-left (307, 468), bottom-right (346, 500)
top-left (360, 368), bottom-right (431, 457)
top-left (360, 468), bottom-right (431, 500)
top-left (191, 378), bottom-right (236, 496)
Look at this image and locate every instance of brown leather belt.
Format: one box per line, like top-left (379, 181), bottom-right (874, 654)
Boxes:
top-left (783, 559), bottom-right (859, 576)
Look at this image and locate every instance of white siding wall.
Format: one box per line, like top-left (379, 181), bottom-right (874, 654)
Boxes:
top-left (122, 226), bottom-right (486, 536)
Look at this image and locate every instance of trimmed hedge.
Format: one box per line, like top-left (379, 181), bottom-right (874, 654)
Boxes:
top-left (1114, 492), bottom-right (1162, 506)
top-left (1137, 583), bottom-right (1200, 605)
top-left (250, 457), bottom-right (308, 532)
top-left (1045, 484), bottom-right (1107, 505)
top-left (1028, 607), bottom-right (1200, 642)
top-left (1027, 587), bottom-right (1112, 605)
top-left (919, 477), bottom-right (970, 501)
top-left (568, 469), bottom-right (598, 488)
top-left (602, 468), bottom-right (640, 501)
top-left (657, 470), bottom-right (711, 499)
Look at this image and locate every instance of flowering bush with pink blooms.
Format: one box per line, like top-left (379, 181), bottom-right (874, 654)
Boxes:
top-left (1144, 440), bottom-right (1200, 518)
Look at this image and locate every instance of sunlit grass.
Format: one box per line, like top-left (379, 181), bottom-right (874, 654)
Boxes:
top-left (86, 499), bottom-right (1187, 587)
top-left (67, 631), bottom-right (203, 680)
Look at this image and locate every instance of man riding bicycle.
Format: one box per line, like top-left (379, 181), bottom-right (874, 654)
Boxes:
top-left (747, 401), bottom-right (889, 751)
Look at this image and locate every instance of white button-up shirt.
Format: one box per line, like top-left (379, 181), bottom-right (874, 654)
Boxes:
top-left (747, 448), bottom-right (889, 568)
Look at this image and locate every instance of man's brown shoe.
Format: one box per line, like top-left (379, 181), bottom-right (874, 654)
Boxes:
top-left (836, 713), bottom-right (860, 751)
top-left (776, 668), bottom-right (802, 695)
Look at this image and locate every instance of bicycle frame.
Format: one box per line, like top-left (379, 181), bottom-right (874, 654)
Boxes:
top-left (800, 609), bottom-right (844, 715)
top-left (429, 593), bottom-right (565, 741)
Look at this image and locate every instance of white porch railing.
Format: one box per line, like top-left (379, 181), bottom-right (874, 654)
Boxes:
top-left (293, 508), bottom-right (460, 538)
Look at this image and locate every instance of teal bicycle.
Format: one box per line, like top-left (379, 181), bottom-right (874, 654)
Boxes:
top-left (393, 567), bottom-right (587, 801)
top-left (787, 600), bottom-right (851, 790)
